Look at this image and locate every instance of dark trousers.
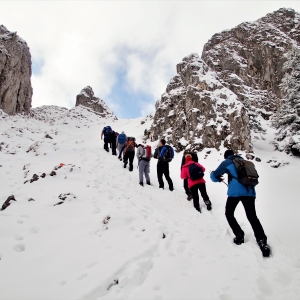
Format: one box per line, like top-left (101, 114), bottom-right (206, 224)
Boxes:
top-left (104, 138), bottom-right (110, 151)
top-left (190, 183), bottom-right (209, 212)
top-left (225, 196), bottom-right (267, 242)
top-left (184, 179), bottom-right (191, 195)
top-left (111, 140), bottom-right (117, 155)
top-left (157, 162), bottom-right (173, 189)
top-left (123, 151), bottom-right (135, 170)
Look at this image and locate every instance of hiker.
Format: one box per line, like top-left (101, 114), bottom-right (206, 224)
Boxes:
top-left (110, 130), bottom-right (117, 156)
top-left (100, 126), bottom-right (112, 152)
top-left (181, 154), bottom-right (212, 212)
top-left (181, 150), bottom-right (199, 201)
top-left (153, 139), bottom-right (174, 191)
top-left (136, 144), bottom-right (152, 186)
top-left (120, 137), bottom-right (137, 171)
top-left (117, 131), bottom-right (127, 160)
top-left (210, 149), bottom-right (270, 257)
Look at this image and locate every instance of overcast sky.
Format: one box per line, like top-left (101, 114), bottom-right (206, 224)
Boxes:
top-left (1, 1), bottom-right (300, 118)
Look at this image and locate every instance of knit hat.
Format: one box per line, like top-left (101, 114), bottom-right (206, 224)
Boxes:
top-left (224, 149), bottom-right (234, 159)
top-left (185, 154), bottom-right (192, 162)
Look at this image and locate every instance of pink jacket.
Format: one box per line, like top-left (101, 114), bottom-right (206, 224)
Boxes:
top-left (180, 161), bottom-right (206, 188)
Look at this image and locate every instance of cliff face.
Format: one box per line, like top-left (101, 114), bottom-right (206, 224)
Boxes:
top-left (151, 8), bottom-right (300, 154)
top-left (75, 86), bottom-right (117, 120)
top-left (151, 54), bottom-right (251, 152)
top-left (202, 8), bottom-right (300, 129)
top-left (0, 25), bottom-right (32, 115)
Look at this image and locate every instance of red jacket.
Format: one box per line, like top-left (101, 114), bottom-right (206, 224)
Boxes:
top-left (180, 161), bottom-right (206, 188)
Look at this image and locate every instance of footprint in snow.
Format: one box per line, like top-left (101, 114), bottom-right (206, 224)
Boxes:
top-left (13, 244), bottom-right (25, 252)
top-left (14, 234), bottom-right (24, 241)
top-left (77, 274), bottom-right (87, 280)
top-left (86, 262), bottom-right (98, 268)
top-left (30, 226), bottom-right (40, 234)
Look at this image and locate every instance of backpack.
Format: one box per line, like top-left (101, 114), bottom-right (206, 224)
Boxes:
top-left (118, 133), bottom-right (126, 144)
top-left (103, 126), bottom-right (112, 136)
top-left (231, 158), bottom-right (259, 187)
top-left (141, 145), bottom-right (151, 161)
top-left (124, 137), bottom-right (135, 153)
top-left (160, 145), bottom-right (174, 162)
top-left (188, 163), bottom-right (204, 180)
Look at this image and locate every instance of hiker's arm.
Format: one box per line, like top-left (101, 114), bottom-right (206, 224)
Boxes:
top-left (101, 132), bottom-right (103, 140)
top-left (210, 160), bottom-right (229, 182)
top-left (180, 167), bottom-right (187, 179)
top-left (153, 148), bottom-right (159, 159)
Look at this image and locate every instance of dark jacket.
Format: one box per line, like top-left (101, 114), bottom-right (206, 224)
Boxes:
top-left (154, 146), bottom-right (168, 163)
top-left (210, 154), bottom-right (256, 197)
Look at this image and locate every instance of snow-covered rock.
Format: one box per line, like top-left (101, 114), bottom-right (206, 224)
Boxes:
top-left (202, 8), bottom-right (300, 132)
top-left (151, 53), bottom-right (252, 152)
top-left (75, 86), bottom-right (117, 120)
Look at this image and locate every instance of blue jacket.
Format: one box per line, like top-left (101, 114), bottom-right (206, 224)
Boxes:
top-left (210, 155), bottom-right (256, 197)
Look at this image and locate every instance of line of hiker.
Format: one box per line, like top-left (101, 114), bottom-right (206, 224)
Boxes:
top-left (101, 126), bottom-right (271, 257)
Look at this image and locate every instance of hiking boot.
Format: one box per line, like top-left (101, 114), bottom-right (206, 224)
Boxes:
top-left (233, 234), bottom-right (244, 245)
top-left (123, 162), bottom-right (127, 168)
top-left (159, 186), bottom-right (164, 189)
top-left (119, 157), bottom-right (122, 161)
top-left (139, 182), bottom-right (144, 187)
top-left (204, 200), bottom-right (212, 211)
top-left (146, 182), bottom-right (151, 185)
top-left (129, 165), bottom-right (133, 172)
top-left (187, 194), bottom-right (193, 201)
top-left (257, 239), bottom-right (271, 257)
top-left (169, 187), bottom-right (174, 191)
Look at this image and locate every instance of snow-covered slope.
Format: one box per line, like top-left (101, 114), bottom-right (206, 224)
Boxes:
top-left (0, 106), bottom-right (300, 300)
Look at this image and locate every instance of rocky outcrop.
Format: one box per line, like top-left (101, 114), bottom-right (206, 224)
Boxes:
top-left (151, 8), bottom-right (300, 154)
top-left (151, 54), bottom-right (251, 152)
top-left (75, 86), bottom-right (117, 120)
top-left (0, 25), bottom-right (32, 115)
top-left (202, 8), bottom-right (300, 131)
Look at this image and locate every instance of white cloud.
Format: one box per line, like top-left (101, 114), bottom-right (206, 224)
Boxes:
top-left (1, 1), bottom-right (300, 117)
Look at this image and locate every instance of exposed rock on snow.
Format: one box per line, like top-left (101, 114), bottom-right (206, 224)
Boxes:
top-left (76, 86), bottom-right (117, 120)
top-left (0, 25), bottom-right (32, 115)
top-left (151, 53), bottom-right (252, 152)
top-left (1, 195), bottom-right (16, 211)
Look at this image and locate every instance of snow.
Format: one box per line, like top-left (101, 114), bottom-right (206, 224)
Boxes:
top-left (1, 106), bottom-right (300, 300)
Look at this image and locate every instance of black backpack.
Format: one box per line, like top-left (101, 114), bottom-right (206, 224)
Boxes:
top-left (188, 163), bottom-right (204, 180)
top-left (231, 158), bottom-right (259, 187)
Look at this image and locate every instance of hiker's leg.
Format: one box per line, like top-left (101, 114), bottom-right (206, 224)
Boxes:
top-left (118, 144), bottom-right (124, 159)
top-left (184, 179), bottom-right (190, 195)
top-left (104, 138), bottom-right (109, 151)
top-left (144, 161), bottom-right (150, 183)
top-left (198, 183), bottom-right (210, 201)
top-left (163, 163), bottom-right (173, 190)
top-left (123, 152), bottom-right (128, 164)
top-left (112, 141), bottom-right (117, 155)
top-left (190, 185), bottom-right (200, 212)
top-left (225, 197), bottom-right (244, 237)
top-left (157, 163), bottom-right (164, 188)
top-left (139, 160), bottom-right (145, 183)
top-left (241, 197), bottom-right (267, 242)
top-left (129, 152), bottom-right (134, 168)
